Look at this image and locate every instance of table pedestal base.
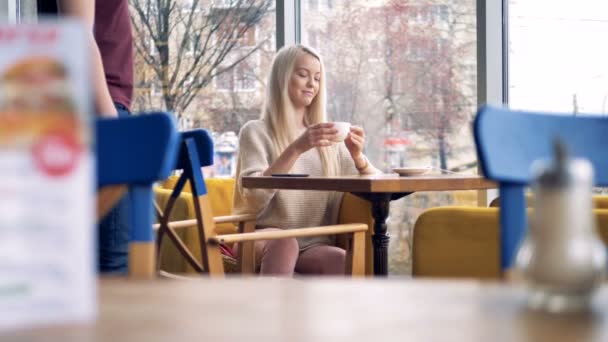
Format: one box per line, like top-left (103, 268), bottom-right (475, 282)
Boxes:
top-left (353, 192), bottom-right (411, 276)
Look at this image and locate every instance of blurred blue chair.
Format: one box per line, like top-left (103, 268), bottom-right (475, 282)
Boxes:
top-left (474, 105), bottom-right (608, 270)
top-left (97, 112), bottom-right (178, 278)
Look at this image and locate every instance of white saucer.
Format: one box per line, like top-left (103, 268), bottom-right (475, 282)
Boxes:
top-left (392, 166), bottom-right (431, 177)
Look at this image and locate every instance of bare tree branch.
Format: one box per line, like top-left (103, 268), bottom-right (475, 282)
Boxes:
top-left (130, 0), bottom-right (272, 117)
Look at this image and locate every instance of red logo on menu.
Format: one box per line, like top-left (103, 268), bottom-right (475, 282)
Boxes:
top-left (32, 132), bottom-right (82, 177)
top-left (0, 27), bottom-right (58, 43)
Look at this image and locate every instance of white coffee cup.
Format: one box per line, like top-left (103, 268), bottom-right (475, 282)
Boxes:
top-left (332, 122), bottom-right (351, 142)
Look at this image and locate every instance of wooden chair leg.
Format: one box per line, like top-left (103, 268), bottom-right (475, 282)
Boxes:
top-left (238, 221), bottom-right (256, 274)
top-left (206, 243), bottom-right (225, 278)
top-left (129, 242), bottom-right (156, 279)
top-left (128, 186), bottom-right (156, 279)
top-left (346, 231), bottom-right (366, 277)
top-left (196, 196), bottom-right (225, 277)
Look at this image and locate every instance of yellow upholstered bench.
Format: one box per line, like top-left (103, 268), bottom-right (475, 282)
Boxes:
top-left (489, 194), bottom-right (608, 208)
top-left (412, 206), bottom-right (608, 279)
top-left (154, 175), bottom-right (375, 274)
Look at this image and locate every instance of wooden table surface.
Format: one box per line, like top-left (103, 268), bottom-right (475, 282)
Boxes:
top-left (4, 277), bottom-right (608, 342)
top-left (242, 174), bottom-right (496, 193)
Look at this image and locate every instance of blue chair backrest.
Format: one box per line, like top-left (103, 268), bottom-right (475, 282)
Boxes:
top-left (474, 105), bottom-right (608, 269)
top-left (176, 129), bottom-right (214, 170)
top-left (97, 113), bottom-right (179, 188)
top-left (172, 129), bottom-right (214, 198)
top-left (96, 112), bottom-right (178, 276)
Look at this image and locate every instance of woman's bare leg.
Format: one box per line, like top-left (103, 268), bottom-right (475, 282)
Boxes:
top-left (233, 228), bottom-right (299, 276)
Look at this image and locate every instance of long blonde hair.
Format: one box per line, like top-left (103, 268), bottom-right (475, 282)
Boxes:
top-left (261, 44), bottom-right (339, 176)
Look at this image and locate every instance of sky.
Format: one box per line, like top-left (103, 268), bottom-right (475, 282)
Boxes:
top-left (509, 0), bottom-right (608, 114)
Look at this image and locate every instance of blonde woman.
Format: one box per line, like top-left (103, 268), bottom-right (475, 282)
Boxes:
top-left (233, 44), bottom-right (379, 276)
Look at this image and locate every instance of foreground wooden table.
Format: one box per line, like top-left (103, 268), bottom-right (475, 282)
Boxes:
top-left (243, 174), bottom-right (496, 276)
top-left (4, 278), bottom-right (608, 341)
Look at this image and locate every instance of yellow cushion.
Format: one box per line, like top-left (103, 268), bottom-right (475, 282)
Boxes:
top-left (154, 187), bottom-right (198, 273)
top-left (490, 194), bottom-right (608, 209)
top-left (594, 195), bottom-right (608, 209)
top-left (161, 175), bottom-right (189, 191)
top-left (205, 178), bottom-right (236, 230)
top-left (159, 175), bottom-right (236, 234)
top-left (338, 193), bottom-right (374, 275)
top-left (412, 206), bottom-right (501, 279)
top-left (412, 206), bottom-right (608, 279)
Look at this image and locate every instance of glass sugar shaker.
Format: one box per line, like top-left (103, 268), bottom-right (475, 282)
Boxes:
top-left (516, 139), bottom-right (606, 313)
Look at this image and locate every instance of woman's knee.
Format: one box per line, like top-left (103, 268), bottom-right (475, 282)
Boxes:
top-left (297, 245), bottom-right (346, 275)
top-left (321, 247), bottom-right (346, 274)
top-left (266, 236), bottom-right (299, 256)
top-left (257, 229), bottom-right (299, 276)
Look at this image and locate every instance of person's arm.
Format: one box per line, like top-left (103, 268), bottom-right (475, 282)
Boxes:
top-left (57, 0), bottom-right (117, 117)
top-left (344, 126), bottom-right (381, 175)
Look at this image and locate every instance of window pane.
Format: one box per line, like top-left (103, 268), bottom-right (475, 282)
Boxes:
top-left (0, 0), bottom-right (38, 22)
top-left (509, 0), bottom-right (608, 114)
top-left (130, 0), bottom-right (275, 177)
top-left (303, 0), bottom-right (478, 274)
top-left (0, 2), bottom-right (8, 21)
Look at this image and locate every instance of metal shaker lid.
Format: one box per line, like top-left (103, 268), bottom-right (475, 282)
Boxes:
top-left (532, 138), bottom-right (593, 187)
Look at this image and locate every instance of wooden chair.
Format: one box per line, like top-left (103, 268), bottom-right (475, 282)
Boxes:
top-left (474, 105), bottom-right (608, 270)
top-left (154, 129), bottom-right (368, 277)
top-left (154, 130), bottom-right (258, 274)
top-left (97, 112), bottom-right (179, 278)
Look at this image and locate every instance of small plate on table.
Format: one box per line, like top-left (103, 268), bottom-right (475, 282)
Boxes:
top-left (392, 166), bottom-right (432, 177)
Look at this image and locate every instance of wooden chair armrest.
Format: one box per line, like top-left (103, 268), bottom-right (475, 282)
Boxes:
top-left (152, 214), bottom-right (257, 231)
top-left (209, 223), bottom-right (368, 244)
top-left (153, 219), bottom-right (196, 231)
top-left (214, 214), bottom-right (257, 224)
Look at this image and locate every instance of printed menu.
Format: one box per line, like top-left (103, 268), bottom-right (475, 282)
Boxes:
top-left (0, 22), bottom-right (95, 329)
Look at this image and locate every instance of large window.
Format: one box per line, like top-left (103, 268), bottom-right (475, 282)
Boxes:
top-left (303, 0), bottom-right (478, 274)
top-left (508, 0), bottom-right (608, 114)
top-left (130, 0), bottom-right (276, 177)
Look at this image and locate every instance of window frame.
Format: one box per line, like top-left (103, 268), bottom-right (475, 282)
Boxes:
top-left (476, 0), bottom-right (505, 204)
top-left (476, 0), bottom-right (507, 107)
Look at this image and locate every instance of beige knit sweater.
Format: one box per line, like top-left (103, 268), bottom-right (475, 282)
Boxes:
top-left (232, 120), bottom-right (361, 250)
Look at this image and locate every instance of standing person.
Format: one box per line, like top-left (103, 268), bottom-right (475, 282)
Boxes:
top-left (232, 44), bottom-right (379, 276)
top-left (53, 0), bottom-right (134, 273)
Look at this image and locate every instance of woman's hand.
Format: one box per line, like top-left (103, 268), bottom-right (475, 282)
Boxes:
top-left (345, 125), bottom-right (365, 160)
top-left (292, 122), bottom-right (338, 154)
